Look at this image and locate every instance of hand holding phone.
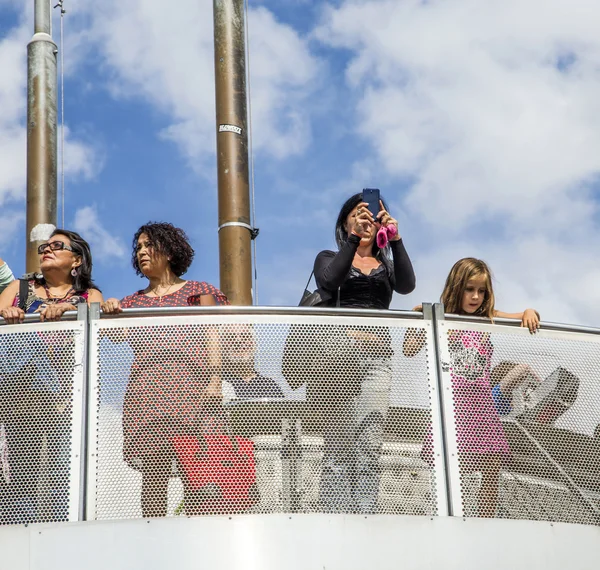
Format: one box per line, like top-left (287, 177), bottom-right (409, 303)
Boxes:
top-left (362, 188), bottom-right (381, 219)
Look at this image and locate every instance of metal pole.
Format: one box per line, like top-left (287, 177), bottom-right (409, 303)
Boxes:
top-left (431, 302), bottom-right (463, 517)
top-left (26, 0), bottom-right (58, 272)
top-left (213, 0), bottom-right (253, 306)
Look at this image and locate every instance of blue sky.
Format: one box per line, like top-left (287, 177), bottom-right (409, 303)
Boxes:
top-left (2, 0), bottom-right (600, 325)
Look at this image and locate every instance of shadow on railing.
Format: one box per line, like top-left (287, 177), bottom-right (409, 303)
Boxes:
top-left (0, 305), bottom-right (599, 526)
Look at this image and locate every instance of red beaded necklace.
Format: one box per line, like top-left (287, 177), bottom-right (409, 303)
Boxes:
top-left (43, 283), bottom-right (75, 303)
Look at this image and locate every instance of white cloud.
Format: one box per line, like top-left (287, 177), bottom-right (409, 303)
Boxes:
top-left (245, 6), bottom-right (319, 158)
top-left (316, 0), bottom-right (600, 325)
top-left (60, 126), bottom-right (103, 181)
top-left (69, 0), bottom-right (320, 167)
top-left (0, 24), bottom-right (29, 208)
top-left (0, 9), bottom-right (101, 246)
top-left (316, 0), bottom-right (600, 226)
top-left (73, 206), bottom-right (127, 263)
top-left (0, 211), bottom-right (25, 243)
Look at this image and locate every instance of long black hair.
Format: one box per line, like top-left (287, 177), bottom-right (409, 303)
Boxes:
top-left (334, 192), bottom-right (392, 262)
top-left (131, 222), bottom-right (195, 277)
top-left (38, 229), bottom-right (99, 292)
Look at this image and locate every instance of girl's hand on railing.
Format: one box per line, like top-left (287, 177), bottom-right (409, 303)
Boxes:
top-left (101, 298), bottom-right (123, 314)
top-left (0, 306), bottom-right (24, 324)
top-left (521, 309), bottom-right (540, 333)
top-left (495, 309), bottom-right (540, 333)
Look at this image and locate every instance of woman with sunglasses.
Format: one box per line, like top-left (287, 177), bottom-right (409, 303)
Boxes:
top-left (0, 229), bottom-right (101, 523)
top-left (0, 229), bottom-right (102, 323)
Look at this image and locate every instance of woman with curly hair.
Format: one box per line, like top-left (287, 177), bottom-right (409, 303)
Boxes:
top-left (102, 222), bottom-right (228, 517)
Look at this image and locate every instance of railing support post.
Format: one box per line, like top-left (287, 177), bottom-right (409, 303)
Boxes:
top-left (431, 302), bottom-right (465, 517)
top-left (76, 303), bottom-right (97, 521)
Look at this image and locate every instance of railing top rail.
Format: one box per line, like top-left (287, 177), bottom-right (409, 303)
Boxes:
top-left (0, 310), bottom-right (79, 326)
top-left (443, 312), bottom-right (600, 336)
top-left (94, 305), bottom-right (425, 321)
top-left (2, 305), bottom-right (595, 336)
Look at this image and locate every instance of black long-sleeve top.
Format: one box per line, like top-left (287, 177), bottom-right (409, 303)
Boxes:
top-left (314, 234), bottom-right (416, 310)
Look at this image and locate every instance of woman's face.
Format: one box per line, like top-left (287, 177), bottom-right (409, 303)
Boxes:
top-left (461, 276), bottom-right (487, 314)
top-left (345, 204), bottom-right (376, 246)
top-left (136, 232), bottom-right (169, 278)
top-left (39, 234), bottom-right (81, 278)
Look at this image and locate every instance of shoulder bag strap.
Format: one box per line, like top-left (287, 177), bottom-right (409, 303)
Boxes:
top-left (303, 271), bottom-right (314, 292)
top-left (18, 279), bottom-right (29, 311)
top-left (306, 268), bottom-right (341, 307)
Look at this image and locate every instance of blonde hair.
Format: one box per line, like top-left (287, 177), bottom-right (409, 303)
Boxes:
top-left (441, 257), bottom-right (495, 319)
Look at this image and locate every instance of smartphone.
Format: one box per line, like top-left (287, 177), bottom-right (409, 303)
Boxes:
top-left (362, 188), bottom-right (380, 218)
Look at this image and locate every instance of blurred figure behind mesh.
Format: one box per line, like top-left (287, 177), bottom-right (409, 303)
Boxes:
top-left (221, 324), bottom-right (284, 400)
top-left (519, 367), bottom-right (579, 425)
top-left (309, 193), bottom-right (415, 514)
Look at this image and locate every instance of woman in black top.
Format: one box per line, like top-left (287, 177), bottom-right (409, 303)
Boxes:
top-left (313, 193), bottom-right (415, 514)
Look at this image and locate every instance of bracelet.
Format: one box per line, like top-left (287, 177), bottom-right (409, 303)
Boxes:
top-left (350, 231), bottom-right (362, 239)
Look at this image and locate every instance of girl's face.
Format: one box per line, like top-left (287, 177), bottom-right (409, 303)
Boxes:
top-left (461, 275), bottom-right (487, 314)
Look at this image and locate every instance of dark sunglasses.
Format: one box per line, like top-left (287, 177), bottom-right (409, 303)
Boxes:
top-left (37, 241), bottom-right (74, 255)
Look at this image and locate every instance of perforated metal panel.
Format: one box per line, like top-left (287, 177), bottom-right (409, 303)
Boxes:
top-left (0, 321), bottom-right (85, 525)
top-left (437, 320), bottom-right (600, 524)
top-left (88, 314), bottom-right (442, 519)
top-left (6, 309), bottom-right (600, 528)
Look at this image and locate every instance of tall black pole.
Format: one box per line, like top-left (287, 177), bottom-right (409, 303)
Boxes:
top-left (26, 0), bottom-right (58, 272)
top-left (213, 0), bottom-right (253, 306)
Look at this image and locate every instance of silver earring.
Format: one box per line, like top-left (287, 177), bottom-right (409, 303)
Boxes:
top-left (71, 268), bottom-right (77, 277)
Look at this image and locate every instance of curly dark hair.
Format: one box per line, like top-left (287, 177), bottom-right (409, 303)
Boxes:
top-left (131, 222), bottom-right (195, 277)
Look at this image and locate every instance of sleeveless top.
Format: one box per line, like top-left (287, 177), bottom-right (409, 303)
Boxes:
top-left (12, 279), bottom-right (89, 313)
top-left (338, 264), bottom-right (392, 310)
top-left (120, 280), bottom-right (228, 308)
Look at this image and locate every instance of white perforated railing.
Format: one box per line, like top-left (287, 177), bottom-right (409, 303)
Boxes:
top-left (87, 311), bottom-right (444, 519)
top-left (0, 316), bottom-right (86, 525)
top-left (437, 313), bottom-right (600, 524)
top-left (0, 305), bottom-right (599, 526)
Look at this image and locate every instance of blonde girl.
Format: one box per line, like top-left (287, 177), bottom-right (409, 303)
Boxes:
top-left (406, 257), bottom-right (540, 517)
top-left (440, 257), bottom-right (539, 330)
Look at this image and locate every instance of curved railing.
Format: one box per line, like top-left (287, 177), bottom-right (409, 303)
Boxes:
top-left (0, 305), bottom-right (598, 526)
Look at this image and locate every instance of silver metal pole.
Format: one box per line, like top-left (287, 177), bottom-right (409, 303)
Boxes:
top-left (34, 0), bottom-right (52, 34)
top-left (26, 0), bottom-right (58, 272)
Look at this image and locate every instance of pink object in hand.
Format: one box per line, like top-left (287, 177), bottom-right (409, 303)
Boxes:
top-left (376, 227), bottom-right (388, 248)
top-left (376, 225), bottom-right (397, 248)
